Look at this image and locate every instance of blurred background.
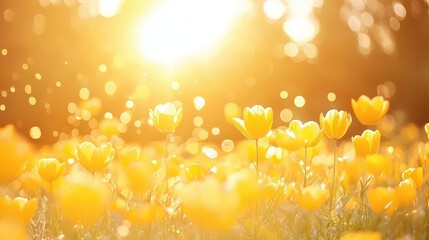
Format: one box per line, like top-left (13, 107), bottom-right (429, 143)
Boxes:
top-left (0, 0), bottom-right (428, 146)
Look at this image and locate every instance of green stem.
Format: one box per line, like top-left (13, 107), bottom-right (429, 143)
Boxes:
top-left (304, 147), bottom-right (308, 187)
top-left (165, 133), bottom-right (169, 195)
top-left (330, 139), bottom-right (337, 212)
top-left (255, 138), bottom-right (259, 178)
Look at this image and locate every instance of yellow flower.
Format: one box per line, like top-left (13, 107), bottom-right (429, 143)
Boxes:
top-left (365, 154), bottom-right (390, 176)
top-left (37, 157), bottom-right (65, 182)
top-left (394, 179), bottom-right (416, 208)
top-left (319, 109), bottom-right (352, 140)
top-left (294, 184), bottom-right (329, 211)
top-left (126, 202), bottom-right (165, 224)
top-left (232, 105), bottom-right (273, 140)
top-left (271, 127), bottom-right (301, 152)
top-left (149, 102), bottom-right (183, 133)
top-left (0, 125), bottom-right (32, 185)
top-left (0, 221), bottom-right (29, 240)
top-left (77, 142), bottom-right (115, 173)
top-left (341, 231), bottom-right (382, 240)
top-left (425, 123), bottom-right (429, 139)
top-left (0, 196), bottom-right (38, 225)
top-left (367, 187), bottom-right (395, 215)
top-left (180, 178), bottom-right (242, 230)
top-left (286, 120), bottom-right (323, 148)
top-left (352, 130), bottom-right (381, 157)
top-left (98, 118), bottom-right (121, 137)
top-left (402, 167), bottom-right (423, 189)
top-left (59, 174), bottom-right (111, 226)
top-left (351, 95), bottom-right (389, 125)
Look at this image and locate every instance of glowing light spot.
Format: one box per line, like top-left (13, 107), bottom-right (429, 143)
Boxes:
top-left (221, 139), bottom-right (234, 152)
top-left (4, 9), bottom-right (15, 22)
top-left (67, 102), bottom-right (77, 114)
top-left (224, 102), bottom-right (241, 123)
top-left (327, 92), bottom-right (336, 102)
top-left (56, 81), bottom-right (62, 87)
top-left (303, 43), bottom-right (317, 59)
top-left (98, 0), bottom-right (122, 18)
top-left (33, 14), bottom-right (46, 35)
top-left (202, 146), bottom-right (218, 159)
top-left (137, 0), bottom-right (248, 66)
top-left (284, 42), bottom-right (299, 57)
top-left (30, 126), bottom-right (42, 139)
top-left (35, 73), bottom-right (42, 80)
top-left (283, 17), bottom-right (318, 44)
top-left (280, 90), bottom-right (289, 99)
top-left (294, 96), bottom-right (305, 108)
top-left (125, 100), bottom-right (134, 109)
top-left (120, 112), bottom-right (132, 124)
top-left (0, 105), bottom-right (5, 111)
top-left (117, 225), bottom-right (129, 238)
top-left (389, 17), bottom-right (400, 31)
top-left (193, 116), bottom-right (203, 127)
top-left (10, 86), bottom-right (15, 93)
top-left (24, 85), bottom-right (32, 94)
top-left (104, 112), bottom-right (113, 119)
top-left (171, 81), bottom-right (180, 91)
top-left (263, 0), bottom-right (285, 21)
top-left (134, 120), bottom-right (142, 128)
top-left (1, 49), bottom-right (7, 55)
top-left (81, 110), bottom-right (92, 121)
top-left (280, 108), bottom-right (293, 122)
top-left (29, 96), bottom-right (37, 105)
top-left (358, 33), bottom-right (371, 48)
top-left (211, 127), bottom-right (220, 136)
top-left (105, 81), bottom-right (117, 96)
top-left (79, 87), bottom-right (90, 100)
top-left (393, 2), bottom-right (406, 19)
top-left (98, 64), bottom-right (108, 73)
top-left (22, 64), bottom-right (29, 70)
top-left (193, 96), bottom-right (206, 110)
top-left (347, 15), bottom-right (361, 32)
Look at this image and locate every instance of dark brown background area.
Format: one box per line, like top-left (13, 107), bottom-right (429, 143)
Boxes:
top-left (0, 0), bottom-right (429, 146)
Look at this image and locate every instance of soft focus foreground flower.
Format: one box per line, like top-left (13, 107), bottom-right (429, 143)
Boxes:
top-left (294, 184), bottom-right (329, 211)
top-left (98, 118), bottom-right (121, 137)
top-left (425, 123), bottom-right (429, 139)
top-left (37, 157), bottom-right (65, 182)
top-left (365, 154), bottom-right (390, 176)
top-left (149, 102), bottom-right (183, 133)
top-left (0, 220), bottom-right (29, 240)
top-left (351, 95), bottom-right (389, 125)
top-left (352, 130), bottom-right (381, 157)
top-left (367, 187), bottom-right (395, 215)
top-left (341, 231), bottom-right (382, 240)
top-left (232, 105), bottom-right (273, 140)
top-left (270, 127), bottom-right (301, 152)
top-left (126, 202), bottom-right (165, 224)
top-left (0, 196), bottom-right (38, 225)
top-left (319, 109), bottom-right (352, 140)
top-left (180, 178), bottom-right (242, 230)
top-left (59, 174), bottom-right (112, 226)
top-left (77, 142), bottom-right (115, 173)
top-left (394, 179), bottom-right (416, 208)
top-left (402, 167), bottom-right (423, 189)
top-left (0, 125), bottom-right (32, 185)
top-left (286, 120), bottom-right (323, 148)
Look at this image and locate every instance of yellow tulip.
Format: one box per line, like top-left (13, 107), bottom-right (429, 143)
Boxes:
top-left (367, 187), bottom-right (395, 215)
top-left (0, 196), bottom-right (38, 225)
top-left (294, 184), bottom-right (329, 211)
top-left (394, 179), bottom-right (416, 208)
top-left (319, 109), bottom-right (352, 140)
top-left (37, 157), bottom-right (65, 182)
top-left (352, 130), bottom-right (381, 157)
top-left (341, 231), bottom-right (382, 240)
top-left (0, 125), bottom-right (32, 185)
top-left (271, 127), bottom-right (301, 152)
top-left (0, 221), bottom-right (29, 240)
top-left (286, 120), bottom-right (323, 148)
top-left (232, 105), bottom-right (273, 140)
top-left (351, 95), bottom-right (389, 125)
top-left (402, 167), bottom-right (423, 189)
top-left (365, 154), bottom-right (390, 176)
top-left (77, 142), bottom-right (115, 173)
top-left (59, 175), bottom-right (111, 226)
top-left (149, 102), bottom-right (183, 133)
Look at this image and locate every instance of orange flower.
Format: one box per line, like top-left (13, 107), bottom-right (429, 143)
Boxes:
top-left (0, 196), bottom-right (38, 225)
top-left (149, 102), bottom-right (183, 133)
top-left (294, 184), bottom-right (329, 211)
top-left (351, 95), bottom-right (389, 125)
top-left (77, 142), bottom-right (115, 174)
top-left (352, 130), bottom-right (381, 157)
top-left (286, 120), bottom-right (323, 148)
top-left (367, 187), bottom-right (395, 215)
top-left (0, 125), bottom-right (32, 185)
top-left (37, 157), bottom-right (65, 183)
top-left (341, 231), bottom-right (382, 240)
top-left (232, 105), bottom-right (273, 140)
top-left (319, 109), bottom-right (352, 140)
top-left (394, 179), bottom-right (416, 208)
top-left (402, 167), bottom-right (423, 189)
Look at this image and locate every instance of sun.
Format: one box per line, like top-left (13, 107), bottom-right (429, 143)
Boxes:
top-left (136, 0), bottom-right (249, 66)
